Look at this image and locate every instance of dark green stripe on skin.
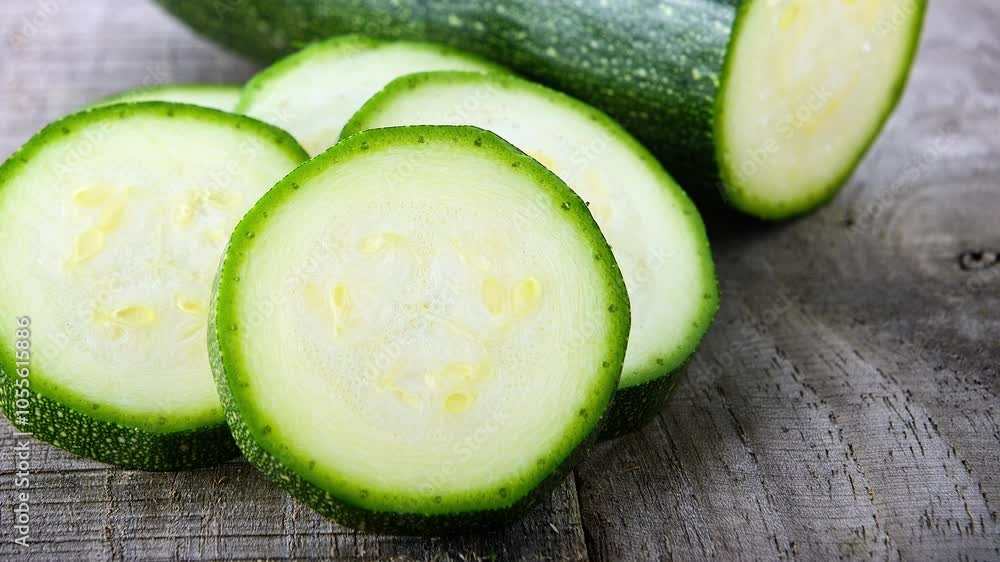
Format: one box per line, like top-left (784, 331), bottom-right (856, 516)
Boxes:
top-left (155, 0), bottom-right (927, 220)
top-left (210, 125), bottom-right (630, 534)
top-left (0, 102), bottom-right (308, 470)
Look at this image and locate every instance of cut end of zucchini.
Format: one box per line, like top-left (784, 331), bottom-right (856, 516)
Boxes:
top-left (237, 35), bottom-right (504, 156)
top-left (211, 125), bottom-right (629, 533)
top-left (718, 0), bottom-right (926, 219)
top-left (0, 102), bottom-right (307, 469)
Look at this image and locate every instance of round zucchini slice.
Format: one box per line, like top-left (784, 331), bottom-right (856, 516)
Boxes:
top-left (236, 35), bottom-right (505, 155)
top-left (343, 71), bottom-right (718, 438)
top-left (92, 84), bottom-right (241, 111)
top-left (0, 103), bottom-right (308, 470)
top-left (717, 0), bottom-right (926, 218)
top-left (210, 126), bottom-right (629, 534)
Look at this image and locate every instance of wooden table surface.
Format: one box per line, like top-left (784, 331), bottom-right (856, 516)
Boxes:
top-left (1, 1), bottom-right (998, 560)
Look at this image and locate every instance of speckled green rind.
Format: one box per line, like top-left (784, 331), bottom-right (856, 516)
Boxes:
top-left (209, 125), bottom-right (630, 535)
top-left (90, 84), bottom-right (242, 111)
top-left (599, 362), bottom-right (690, 441)
top-left (154, 0), bottom-right (927, 220)
top-left (235, 34), bottom-right (507, 115)
top-left (0, 374), bottom-right (238, 470)
top-left (344, 71), bottom-right (719, 438)
top-left (0, 102), bottom-right (308, 470)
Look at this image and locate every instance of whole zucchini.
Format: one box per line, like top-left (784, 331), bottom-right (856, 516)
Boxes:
top-left (153, 0), bottom-right (926, 216)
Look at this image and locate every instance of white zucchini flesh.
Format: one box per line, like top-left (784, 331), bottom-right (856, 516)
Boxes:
top-left (93, 84), bottom-right (241, 111)
top-left (211, 126), bottom-right (629, 525)
top-left (344, 72), bottom-right (717, 391)
top-left (0, 103), bottom-right (306, 435)
top-left (718, 0), bottom-right (925, 216)
top-left (236, 35), bottom-right (504, 155)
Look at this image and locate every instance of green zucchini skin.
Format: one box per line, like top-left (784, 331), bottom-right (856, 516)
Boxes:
top-left (154, 0), bottom-right (926, 219)
top-left (0, 380), bottom-right (238, 471)
top-left (0, 103), bottom-right (308, 470)
top-left (600, 363), bottom-right (689, 441)
top-left (91, 84), bottom-right (242, 112)
top-left (209, 126), bottom-right (630, 534)
top-left (152, 0), bottom-right (728, 203)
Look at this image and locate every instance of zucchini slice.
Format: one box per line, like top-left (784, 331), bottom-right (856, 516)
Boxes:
top-left (93, 84), bottom-right (241, 111)
top-left (210, 126), bottom-right (629, 533)
top-left (236, 35), bottom-right (504, 155)
top-left (344, 72), bottom-right (718, 438)
top-left (0, 103), bottom-right (308, 470)
top-left (717, 0), bottom-right (927, 218)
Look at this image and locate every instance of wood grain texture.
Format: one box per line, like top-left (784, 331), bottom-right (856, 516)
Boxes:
top-left (576, 1), bottom-right (1000, 560)
top-left (0, 0), bottom-right (998, 560)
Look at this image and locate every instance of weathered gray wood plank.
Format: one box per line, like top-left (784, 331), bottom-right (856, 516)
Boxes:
top-left (576, 1), bottom-right (1000, 560)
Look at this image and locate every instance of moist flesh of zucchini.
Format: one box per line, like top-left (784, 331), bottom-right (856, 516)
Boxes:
top-left (236, 35), bottom-right (504, 155)
top-left (344, 71), bottom-right (718, 438)
top-left (92, 84), bottom-right (242, 111)
top-left (0, 103), bottom-right (308, 470)
top-left (210, 126), bottom-right (630, 533)
top-left (154, 0), bottom-right (927, 219)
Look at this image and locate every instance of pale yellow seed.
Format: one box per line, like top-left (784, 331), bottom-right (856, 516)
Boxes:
top-left (477, 361), bottom-right (495, 383)
top-left (360, 233), bottom-right (405, 254)
top-left (511, 277), bottom-right (543, 317)
top-left (481, 278), bottom-right (506, 316)
top-left (174, 203), bottom-right (195, 226)
top-left (779, 2), bottom-right (801, 29)
top-left (376, 369), bottom-right (398, 391)
top-left (584, 169), bottom-right (613, 223)
top-left (69, 228), bottom-right (106, 263)
top-left (843, 0), bottom-right (881, 26)
top-left (444, 390), bottom-right (475, 414)
top-left (392, 389), bottom-right (420, 407)
top-left (203, 229), bottom-right (227, 244)
top-left (72, 185), bottom-right (112, 207)
top-left (330, 283), bottom-right (352, 336)
top-left (203, 190), bottom-right (243, 209)
top-left (441, 362), bottom-right (479, 383)
top-left (96, 202), bottom-right (124, 231)
top-left (423, 370), bottom-right (439, 389)
top-left (331, 283), bottom-right (351, 311)
top-left (175, 295), bottom-right (204, 316)
top-left (864, 0), bottom-right (881, 26)
top-left (360, 234), bottom-right (387, 254)
top-left (113, 305), bottom-right (158, 327)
